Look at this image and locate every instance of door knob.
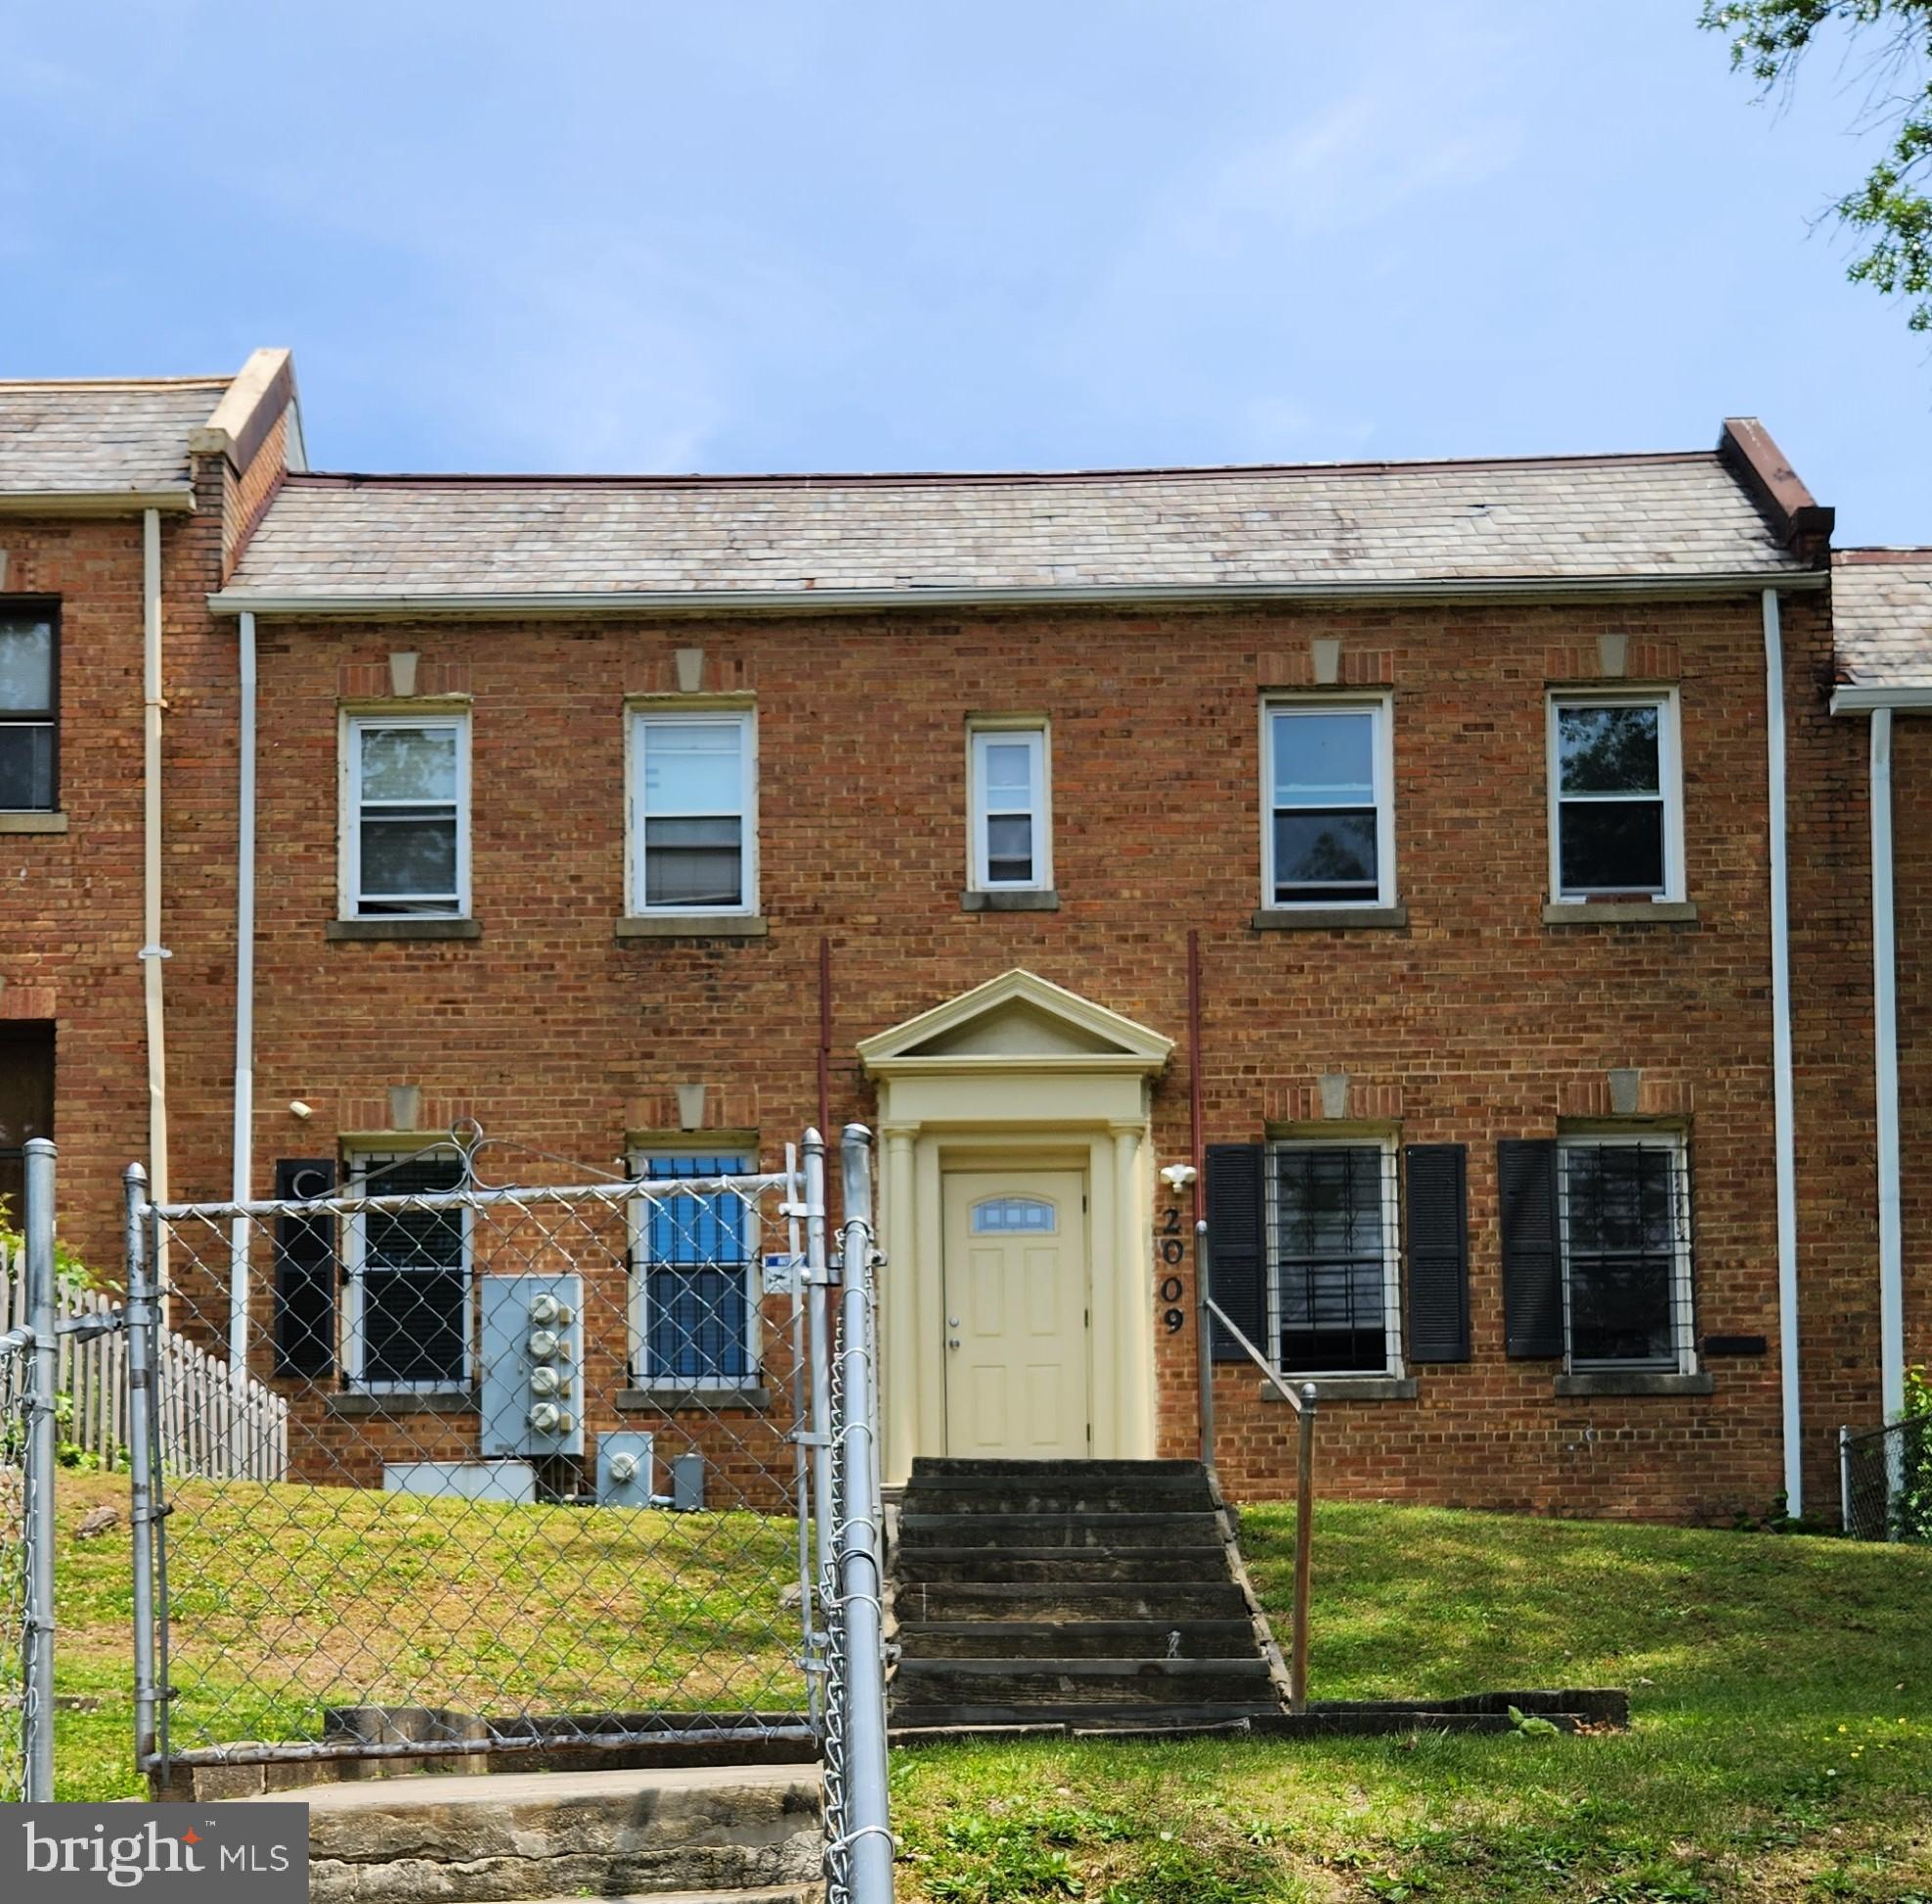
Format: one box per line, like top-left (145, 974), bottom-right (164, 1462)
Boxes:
top-left (947, 1337), bottom-right (962, 1349)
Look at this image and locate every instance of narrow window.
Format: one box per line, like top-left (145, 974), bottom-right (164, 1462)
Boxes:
top-left (0, 1023), bottom-right (54, 1228)
top-left (0, 606), bottom-right (58, 812)
top-left (1266, 1141), bottom-right (1401, 1375)
top-left (969, 727), bottom-right (1049, 891)
top-left (1264, 700), bottom-right (1391, 907)
top-left (1550, 693), bottom-right (1680, 901)
top-left (1558, 1134), bottom-right (1694, 1370)
top-left (633, 714), bottom-right (755, 913)
top-left (343, 1152), bottom-right (470, 1390)
top-left (633, 1153), bottom-right (758, 1386)
top-left (346, 714), bottom-right (468, 918)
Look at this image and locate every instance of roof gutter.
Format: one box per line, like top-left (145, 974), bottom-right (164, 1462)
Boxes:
top-left (207, 569), bottom-right (1830, 620)
top-left (1829, 684), bottom-right (1932, 714)
top-left (0, 489), bottom-right (196, 516)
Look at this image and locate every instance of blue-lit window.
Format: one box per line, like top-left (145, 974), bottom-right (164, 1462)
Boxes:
top-left (970, 1196), bottom-right (1057, 1235)
top-left (636, 1154), bottom-right (757, 1385)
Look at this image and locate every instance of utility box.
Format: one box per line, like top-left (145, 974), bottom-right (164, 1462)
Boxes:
top-left (383, 1460), bottom-right (537, 1505)
top-left (595, 1431), bottom-right (656, 1508)
top-left (481, 1273), bottom-right (585, 1458)
top-left (670, 1450), bottom-right (706, 1512)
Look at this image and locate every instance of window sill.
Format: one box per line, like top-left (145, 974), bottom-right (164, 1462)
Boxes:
top-left (961, 889), bottom-right (1060, 913)
top-left (1259, 1375), bottom-right (1418, 1403)
top-left (326, 1389), bottom-right (476, 1416)
top-left (1542, 901), bottom-right (1698, 926)
top-left (1554, 1370), bottom-right (1713, 1397)
top-left (0, 811), bottom-right (68, 834)
top-left (615, 914), bottom-right (769, 940)
top-left (618, 1386), bottom-right (771, 1411)
top-left (1251, 905), bottom-right (1408, 931)
top-left (327, 918), bottom-right (481, 942)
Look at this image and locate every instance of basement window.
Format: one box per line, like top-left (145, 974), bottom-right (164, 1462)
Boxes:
top-left (1266, 1140), bottom-right (1402, 1376)
top-left (1558, 1132), bottom-right (1696, 1372)
top-left (0, 1023), bottom-right (54, 1228)
top-left (342, 1151), bottom-right (472, 1391)
top-left (630, 1153), bottom-right (760, 1387)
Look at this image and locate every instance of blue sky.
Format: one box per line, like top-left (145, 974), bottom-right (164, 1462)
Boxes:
top-left (1, 1), bottom-right (1922, 542)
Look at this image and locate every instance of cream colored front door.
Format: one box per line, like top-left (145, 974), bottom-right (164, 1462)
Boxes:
top-left (941, 1171), bottom-right (1090, 1458)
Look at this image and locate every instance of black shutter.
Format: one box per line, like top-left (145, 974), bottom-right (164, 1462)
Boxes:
top-left (1404, 1143), bottom-right (1470, 1363)
top-left (1205, 1143), bottom-right (1267, 1362)
top-left (1498, 1139), bottom-right (1563, 1358)
top-left (273, 1158), bottom-right (337, 1378)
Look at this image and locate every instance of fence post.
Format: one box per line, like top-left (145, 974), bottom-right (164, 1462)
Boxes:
top-left (1291, 1382), bottom-right (1316, 1714)
top-left (22, 1136), bottom-right (58, 1802)
top-left (1195, 1218), bottom-right (1216, 1472)
top-left (125, 1164), bottom-right (161, 1774)
top-left (802, 1130), bottom-right (837, 1616)
top-left (1838, 1425), bottom-right (1853, 1537)
top-left (837, 1124), bottom-right (894, 1901)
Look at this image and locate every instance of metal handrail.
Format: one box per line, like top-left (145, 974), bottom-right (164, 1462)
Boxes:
top-left (1195, 1219), bottom-right (1315, 1712)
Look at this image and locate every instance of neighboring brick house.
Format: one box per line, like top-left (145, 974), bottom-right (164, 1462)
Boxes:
top-left (0, 356), bottom-right (1920, 1524)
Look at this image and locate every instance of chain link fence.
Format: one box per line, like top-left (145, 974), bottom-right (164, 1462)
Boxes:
top-left (0, 1294), bottom-right (34, 1802)
top-left (1841, 1415), bottom-right (1932, 1543)
top-left (129, 1129), bottom-right (835, 1777)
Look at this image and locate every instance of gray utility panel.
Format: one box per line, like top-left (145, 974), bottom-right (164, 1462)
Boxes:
top-left (480, 1273), bottom-right (586, 1458)
top-left (595, 1432), bottom-right (657, 1508)
top-left (383, 1460), bottom-right (537, 1505)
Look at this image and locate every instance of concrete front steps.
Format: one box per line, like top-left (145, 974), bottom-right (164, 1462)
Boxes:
top-left (890, 1457), bottom-right (1290, 1734)
top-left (221, 1761), bottom-right (824, 1904)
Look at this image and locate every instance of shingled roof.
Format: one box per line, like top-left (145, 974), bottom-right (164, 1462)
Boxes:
top-left (0, 376), bottom-right (230, 499)
top-left (1832, 551), bottom-right (1932, 691)
top-left (218, 441), bottom-right (1818, 610)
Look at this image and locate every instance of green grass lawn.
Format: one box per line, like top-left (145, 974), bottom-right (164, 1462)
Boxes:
top-left (45, 1468), bottom-right (803, 1801)
top-left (38, 1477), bottom-right (1932, 1899)
top-left (893, 1501), bottom-right (1932, 1904)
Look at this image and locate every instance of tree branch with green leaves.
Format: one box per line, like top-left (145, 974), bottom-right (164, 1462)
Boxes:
top-left (1702, 1), bottom-right (1932, 330)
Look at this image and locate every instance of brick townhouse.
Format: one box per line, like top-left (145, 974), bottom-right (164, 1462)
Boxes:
top-left (1, 352), bottom-right (1924, 1524)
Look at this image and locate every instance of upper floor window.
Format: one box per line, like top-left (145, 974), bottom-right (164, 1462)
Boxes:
top-left (0, 607), bottom-right (57, 813)
top-left (968, 726), bottom-right (1050, 891)
top-left (344, 714), bottom-right (469, 918)
top-left (1558, 1133), bottom-right (1694, 1371)
top-left (631, 712), bottom-right (756, 914)
top-left (1263, 699), bottom-right (1393, 908)
top-left (1549, 692), bottom-right (1683, 903)
top-left (1266, 1140), bottom-right (1401, 1376)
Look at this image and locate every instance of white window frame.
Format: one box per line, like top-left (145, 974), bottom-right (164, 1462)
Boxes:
top-left (1263, 1135), bottom-right (1404, 1379)
top-left (340, 710), bottom-right (471, 920)
top-left (1546, 688), bottom-right (1685, 906)
top-left (1259, 695), bottom-right (1396, 910)
top-left (967, 721), bottom-right (1052, 893)
top-left (341, 1148), bottom-right (474, 1393)
top-left (627, 1149), bottom-right (764, 1391)
top-left (1556, 1129), bottom-right (1697, 1375)
top-left (627, 709), bottom-right (759, 916)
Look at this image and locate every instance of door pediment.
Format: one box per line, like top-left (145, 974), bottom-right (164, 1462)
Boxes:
top-left (858, 969), bottom-right (1173, 1076)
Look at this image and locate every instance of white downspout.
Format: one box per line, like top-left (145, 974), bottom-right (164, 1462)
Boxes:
top-left (1870, 708), bottom-right (1905, 1423)
top-left (228, 610), bottom-right (257, 1372)
top-left (138, 509), bottom-right (170, 1269)
top-left (1763, 587), bottom-right (1803, 1516)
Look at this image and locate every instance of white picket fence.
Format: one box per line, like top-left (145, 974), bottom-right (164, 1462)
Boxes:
top-left (0, 1239), bottom-right (287, 1482)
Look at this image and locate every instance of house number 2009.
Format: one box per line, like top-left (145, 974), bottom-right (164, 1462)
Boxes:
top-left (1157, 1208), bottom-right (1187, 1331)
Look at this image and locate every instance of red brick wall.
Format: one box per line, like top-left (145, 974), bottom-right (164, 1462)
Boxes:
top-left (166, 590), bottom-right (1836, 1524)
top-left (1892, 716), bottom-right (1932, 1381)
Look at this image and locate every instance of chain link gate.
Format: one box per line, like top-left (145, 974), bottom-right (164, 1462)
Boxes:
top-left (122, 1124), bottom-right (893, 1900)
